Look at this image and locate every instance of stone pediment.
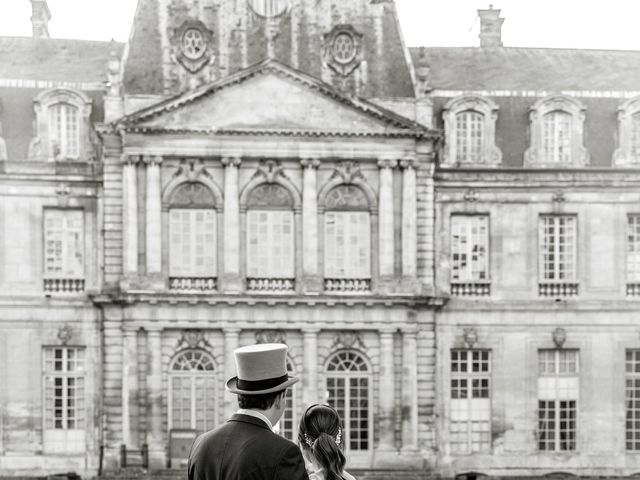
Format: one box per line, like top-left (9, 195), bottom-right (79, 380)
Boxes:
top-left (118, 60), bottom-right (431, 138)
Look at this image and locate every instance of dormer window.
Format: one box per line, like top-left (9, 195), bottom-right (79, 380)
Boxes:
top-left (525, 95), bottom-right (588, 168)
top-left (442, 95), bottom-right (501, 167)
top-left (49, 103), bottom-right (79, 159)
top-left (33, 87), bottom-right (92, 162)
top-left (613, 97), bottom-right (640, 167)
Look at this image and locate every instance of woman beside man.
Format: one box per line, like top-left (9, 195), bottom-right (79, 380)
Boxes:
top-left (187, 343), bottom-right (356, 480)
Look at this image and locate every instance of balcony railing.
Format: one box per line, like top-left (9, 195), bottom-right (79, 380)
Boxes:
top-left (451, 281), bottom-right (491, 297)
top-left (627, 283), bottom-right (640, 297)
top-left (247, 278), bottom-right (295, 293)
top-left (43, 278), bottom-right (85, 293)
top-left (169, 277), bottom-right (217, 292)
top-left (539, 282), bottom-right (579, 297)
top-left (324, 278), bottom-right (371, 293)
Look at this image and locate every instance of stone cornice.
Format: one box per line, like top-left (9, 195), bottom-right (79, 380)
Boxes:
top-left (91, 292), bottom-right (447, 309)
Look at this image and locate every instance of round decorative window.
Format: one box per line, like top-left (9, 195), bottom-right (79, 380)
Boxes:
top-left (332, 32), bottom-right (357, 64)
top-left (181, 28), bottom-right (207, 60)
top-left (247, 0), bottom-right (291, 18)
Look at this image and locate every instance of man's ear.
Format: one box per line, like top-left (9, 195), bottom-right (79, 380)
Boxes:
top-left (275, 390), bottom-right (286, 408)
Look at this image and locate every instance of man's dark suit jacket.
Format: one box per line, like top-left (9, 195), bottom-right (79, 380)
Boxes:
top-left (187, 413), bottom-right (309, 480)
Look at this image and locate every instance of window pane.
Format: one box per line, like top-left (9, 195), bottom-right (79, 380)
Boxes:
top-left (44, 210), bottom-right (84, 278)
top-left (247, 210), bottom-right (294, 278)
top-left (170, 209), bottom-right (217, 277)
top-left (540, 216), bottom-right (576, 282)
top-left (543, 111), bottom-right (572, 163)
top-left (451, 215), bottom-right (489, 282)
top-left (325, 212), bottom-right (370, 279)
top-left (43, 347), bottom-right (85, 431)
top-left (456, 111), bottom-right (484, 163)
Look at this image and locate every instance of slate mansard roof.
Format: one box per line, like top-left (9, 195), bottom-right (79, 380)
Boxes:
top-left (0, 36), bottom-right (124, 85)
top-left (410, 46), bottom-right (640, 92)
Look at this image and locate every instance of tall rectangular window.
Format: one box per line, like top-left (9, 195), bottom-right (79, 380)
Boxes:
top-left (44, 209), bottom-right (84, 292)
top-left (626, 350), bottom-right (640, 450)
top-left (456, 111), bottom-right (484, 163)
top-left (43, 347), bottom-right (86, 452)
top-left (324, 212), bottom-right (371, 281)
top-left (169, 209), bottom-right (217, 279)
top-left (49, 103), bottom-right (79, 158)
top-left (543, 111), bottom-right (571, 164)
top-left (451, 215), bottom-right (489, 296)
top-left (247, 210), bottom-right (295, 279)
top-left (450, 349), bottom-right (491, 454)
top-left (628, 215), bottom-right (640, 296)
top-left (537, 349), bottom-right (579, 451)
top-left (539, 215), bottom-right (577, 296)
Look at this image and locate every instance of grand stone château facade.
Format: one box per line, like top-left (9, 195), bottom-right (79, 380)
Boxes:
top-left (0, 1), bottom-right (640, 479)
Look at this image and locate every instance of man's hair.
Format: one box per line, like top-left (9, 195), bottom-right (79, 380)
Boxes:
top-left (237, 390), bottom-right (285, 410)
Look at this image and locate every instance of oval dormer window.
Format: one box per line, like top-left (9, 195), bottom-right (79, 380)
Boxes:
top-left (181, 28), bottom-right (206, 60)
top-left (332, 32), bottom-right (357, 64)
top-left (247, 0), bottom-right (291, 18)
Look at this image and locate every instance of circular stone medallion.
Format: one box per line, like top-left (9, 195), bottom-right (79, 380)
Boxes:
top-left (332, 32), bottom-right (357, 64)
top-left (181, 28), bottom-right (207, 60)
top-left (247, 0), bottom-right (291, 18)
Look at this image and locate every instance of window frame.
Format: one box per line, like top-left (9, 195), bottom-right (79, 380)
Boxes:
top-left (450, 214), bottom-right (490, 295)
top-left (33, 87), bottom-right (92, 162)
top-left (614, 96), bottom-right (640, 167)
top-left (538, 214), bottom-right (578, 288)
top-left (43, 208), bottom-right (85, 293)
top-left (626, 349), bottom-right (640, 451)
top-left (442, 95), bottom-right (502, 167)
top-left (627, 214), bottom-right (640, 296)
top-left (524, 95), bottom-right (589, 168)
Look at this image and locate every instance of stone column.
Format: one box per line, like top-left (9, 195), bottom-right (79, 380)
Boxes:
top-left (122, 155), bottom-right (139, 276)
top-left (224, 328), bottom-right (240, 420)
top-left (401, 327), bottom-right (419, 453)
top-left (303, 329), bottom-right (319, 405)
top-left (400, 159), bottom-right (418, 284)
top-left (222, 157), bottom-right (242, 292)
top-left (300, 158), bottom-right (321, 292)
top-left (146, 330), bottom-right (164, 467)
top-left (377, 159), bottom-right (397, 291)
top-left (144, 155), bottom-right (162, 280)
top-left (377, 330), bottom-right (396, 453)
top-left (122, 329), bottom-right (139, 448)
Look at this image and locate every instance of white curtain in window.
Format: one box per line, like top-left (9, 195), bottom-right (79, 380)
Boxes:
top-left (324, 211), bottom-right (370, 279)
top-left (455, 111), bottom-right (484, 163)
top-left (169, 209), bottom-right (216, 277)
top-left (543, 111), bottom-right (572, 163)
top-left (44, 210), bottom-right (84, 278)
top-left (246, 210), bottom-right (294, 278)
top-left (451, 215), bottom-right (489, 282)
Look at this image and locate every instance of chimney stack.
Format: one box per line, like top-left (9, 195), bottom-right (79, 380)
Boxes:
top-left (30, 0), bottom-right (51, 38)
top-left (478, 5), bottom-right (504, 48)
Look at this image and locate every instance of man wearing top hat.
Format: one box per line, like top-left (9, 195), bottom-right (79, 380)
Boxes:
top-left (187, 343), bottom-right (308, 480)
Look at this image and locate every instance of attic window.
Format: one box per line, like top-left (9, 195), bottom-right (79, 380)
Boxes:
top-left (332, 32), bottom-right (356, 64)
top-left (613, 96), bottom-right (640, 167)
top-left (181, 28), bottom-right (206, 60)
top-left (247, 0), bottom-right (291, 18)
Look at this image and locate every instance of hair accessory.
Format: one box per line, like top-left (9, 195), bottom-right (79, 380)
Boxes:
top-left (303, 433), bottom-right (314, 448)
top-left (335, 427), bottom-right (342, 446)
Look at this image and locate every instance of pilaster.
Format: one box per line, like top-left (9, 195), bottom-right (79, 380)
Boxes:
top-left (222, 157), bottom-right (242, 293)
top-left (122, 329), bottom-right (139, 449)
top-left (375, 328), bottom-right (397, 464)
top-left (301, 158), bottom-right (322, 292)
top-left (146, 329), bottom-right (164, 468)
top-left (400, 159), bottom-right (419, 292)
top-left (144, 155), bottom-right (163, 287)
top-left (377, 159), bottom-right (397, 293)
top-left (224, 327), bottom-right (240, 420)
top-left (303, 328), bottom-right (320, 405)
top-left (122, 155), bottom-right (139, 281)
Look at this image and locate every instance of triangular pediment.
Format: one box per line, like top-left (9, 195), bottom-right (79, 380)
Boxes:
top-left (118, 60), bottom-right (429, 138)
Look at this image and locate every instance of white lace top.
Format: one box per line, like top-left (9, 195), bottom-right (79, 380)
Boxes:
top-left (303, 451), bottom-right (356, 480)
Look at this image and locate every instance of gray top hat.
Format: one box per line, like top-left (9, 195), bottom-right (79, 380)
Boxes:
top-left (225, 343), bottom-right (299, 395)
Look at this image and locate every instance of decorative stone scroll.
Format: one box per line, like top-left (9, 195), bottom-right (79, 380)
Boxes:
top-left (176, 330), bottom-right (212, 351)
top-left (255, 330), bottom-right (287, 345)
top-left (331, 331), bottom-right (366, 350)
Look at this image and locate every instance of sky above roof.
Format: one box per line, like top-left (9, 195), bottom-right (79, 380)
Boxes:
top-left (0, 0), bottom-right (638, 51)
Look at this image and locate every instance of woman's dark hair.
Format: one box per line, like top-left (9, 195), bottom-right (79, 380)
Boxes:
top-left (298, 404), bottom-right (346, 480)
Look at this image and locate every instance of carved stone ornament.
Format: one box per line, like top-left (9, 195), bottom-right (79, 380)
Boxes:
top-left (325, 185), bottom-right (369, 210)
top-left (255, 330), bottom-right (287, 345)
top-left (329, 161), bottom-right (364, 185)
top-left (552, 191), bottom-right (566, 203)
top-left (176, 330), bottom-right (211, 350)
top-left (56, 183), bottom-right (71, 207)
top-left (323, 25), bottom-right (364, 77)
top-left (57, 325), bottom-right (74, 345)
top-left (552, 327), bottom-right (567, 348)
top-left (170, 182), bottom-right (216, 207)
top-left (462, 327), bottom-right (478, 348)
top-left (253, 159), bottom-right (286, 183)
top-left (171, 20), bottom-right (215, 74)
top-left (331, 331), bottom-right (366, 350)
top-left (463, 189), bottom-right (478, 203)
top-left (247, 183), bottom-right (294, 208)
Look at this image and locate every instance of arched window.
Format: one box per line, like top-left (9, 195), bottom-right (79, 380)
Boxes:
top-left (169, 183), bottom-right (217, 291)
top-left (615, 98), bottom-right (640, 167)
top-left (325, 350), bottom-right (371, 453)
top-left (246, 184), bottom-right (295, 292)
top-left (33, 87), bottom-right (92, 162)
top-left (49, 103), bottom-right (79, 159)
top-left (442, 95), bottom-right (501, 167)
top-left (276, 358), bottom-right (296, 441)
top-left (542, 111), bottom-right (572, 164)
top-left (324, 185), bottom-right (371, 292)
top-left (455, 111), bottom-right (484, 164)
top-left (169, 350), bottom-right (217, 432)
top-left (524, 95), bottom-right (588, 167)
